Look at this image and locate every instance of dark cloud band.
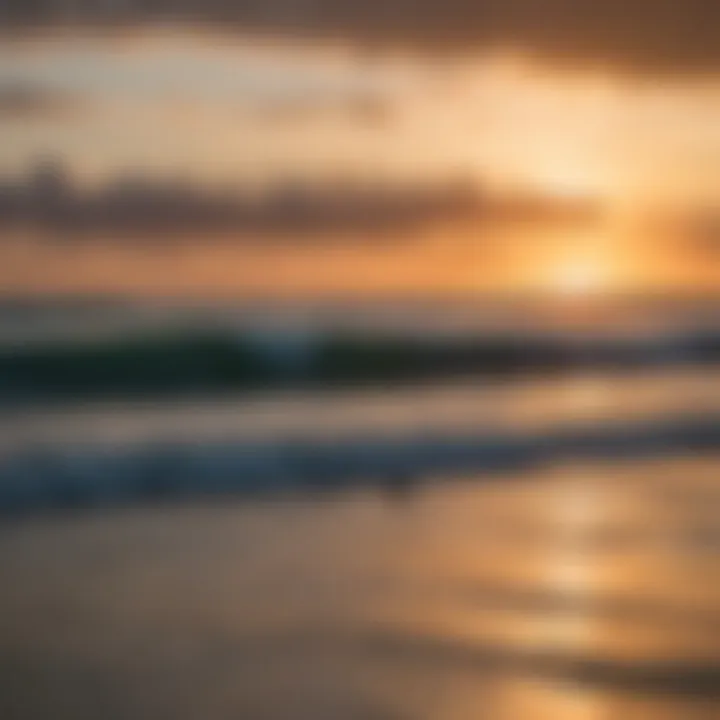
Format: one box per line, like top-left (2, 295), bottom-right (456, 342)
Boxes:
top-left (2, 0), bottom-right (719, 74)
top-left (0, 84), bottom-right (81, 120)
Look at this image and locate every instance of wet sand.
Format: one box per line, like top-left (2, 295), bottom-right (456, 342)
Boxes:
top-left (0, 455), bottom-right (717, 719)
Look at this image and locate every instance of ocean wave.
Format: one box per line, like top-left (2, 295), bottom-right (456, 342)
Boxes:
top-left (1, 412), bottom-right (718, 514)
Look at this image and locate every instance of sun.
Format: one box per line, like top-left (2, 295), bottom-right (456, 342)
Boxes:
top-left (552, 258), bottom-right (606, 296)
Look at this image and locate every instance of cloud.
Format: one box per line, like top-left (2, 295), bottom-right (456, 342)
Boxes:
top-left (2, 1), bottom-right (720, 75)
top-left (248, 93), bottom-right (393, 127)
top-left (0, 160), bottom-right (601, 242)
top-left (0, 84), bottom-right (83, 120)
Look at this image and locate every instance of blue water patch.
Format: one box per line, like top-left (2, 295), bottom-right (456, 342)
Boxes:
top-left (1, 413), bottom-right (718, 514)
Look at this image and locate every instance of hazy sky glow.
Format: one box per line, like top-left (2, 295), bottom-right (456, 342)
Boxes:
top-left (1, 32), bottom-right (718, 202)
top-left (0, 26), bottom-right (718, 296)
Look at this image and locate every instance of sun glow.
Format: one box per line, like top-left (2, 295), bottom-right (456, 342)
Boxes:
top-left (552, 257), bottom-right (608, 296)
top-left (540, 171), bottom-right (601, 203)
top-left (556, 263), bottom-right (602, 295)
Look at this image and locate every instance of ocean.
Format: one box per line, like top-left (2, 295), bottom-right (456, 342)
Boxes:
top-left (0, 296), bottom-right (718, 720)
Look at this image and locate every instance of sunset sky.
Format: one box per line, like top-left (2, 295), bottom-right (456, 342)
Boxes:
top-left (0, 4), bottom-right (718, 296)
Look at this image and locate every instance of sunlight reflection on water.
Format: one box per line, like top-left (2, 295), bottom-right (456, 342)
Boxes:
top-left (0, 452), bottom-right (717, 720)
